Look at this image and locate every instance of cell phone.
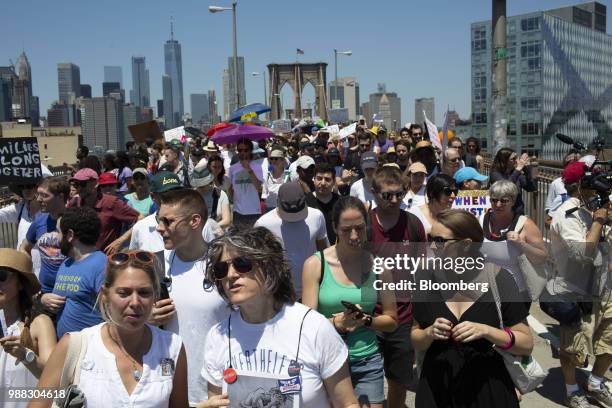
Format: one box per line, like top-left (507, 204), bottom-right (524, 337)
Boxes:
top-left (341, 301), bottom-right (364, 318)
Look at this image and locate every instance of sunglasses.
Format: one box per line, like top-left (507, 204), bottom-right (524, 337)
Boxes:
top-left (0, 269), bottom-right (14, 282)
top-left (428, 235), bottom-right (459, 245)
top-left (443, 187), bottom-right (459, 196)
top-left (491, 197), bottom-right (512, 205)
top-left (213, 256), bottom-right (253, 280)
top-left (269, 157), bottom-right (284, 162)
top-left (109, 251), bottom-right (154, 266)
top-left (156, 214), bottom-right (190, 228)
top-left (378, 190), bottom-right (406, 201)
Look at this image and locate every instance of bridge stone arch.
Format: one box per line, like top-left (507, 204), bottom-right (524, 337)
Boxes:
top-left (268, 62), bottom-right (327, 121)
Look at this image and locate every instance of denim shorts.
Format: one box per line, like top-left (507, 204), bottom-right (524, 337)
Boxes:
top-left (349, 352), bottom-right (385, 404)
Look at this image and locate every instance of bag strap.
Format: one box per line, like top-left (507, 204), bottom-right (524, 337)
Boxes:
top-left (318, 250), bottom-right (325, 285)
top-left (486, 264), bottom-right (504, 329)
top-left (513, 215), bottom-right (527, 234)
top-left (59, 331), bottom-right (86, 389)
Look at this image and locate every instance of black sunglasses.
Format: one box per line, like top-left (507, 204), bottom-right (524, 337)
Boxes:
top-left (428, 235), bottom-right (459, 244)
top-left (213, 256), bottom-right (253, 280)
top-left (0, 269), bottom-right (13, 282)
top-left (378, 190), bottom-right (406, 201)
top-left (443, 187), bottom-right (459, 196)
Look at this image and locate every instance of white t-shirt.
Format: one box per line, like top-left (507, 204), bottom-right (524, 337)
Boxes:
top-left (162, 250), bottom-right (231, 405)
top-left (129, 213), bottom-right (221, 252)
top-left (202, 303), bottom-right (348, 408)
top-left (349, 178), bottom-right (375, 205)
top-left (229, 161), bottom-right (263, 215)
top-left (0, 322), bottom-right (37, 408)
top-left (77, 323), bottom-right (182, 408)
top-left (409, 205), bottom-right (432, 234)
top-left (403, 185), bottom-right (426, 210)
top-left (255, 209), bottom-right (328, 295)
top-left (201, 188), bottom-right (230, 221)
top-left (545, 177), bottom-right (567, 213)
top-left (262, 171), bottom-right (292, 209)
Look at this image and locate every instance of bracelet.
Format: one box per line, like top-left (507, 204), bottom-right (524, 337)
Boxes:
top-left (498, 328), bottom-right (515, 350)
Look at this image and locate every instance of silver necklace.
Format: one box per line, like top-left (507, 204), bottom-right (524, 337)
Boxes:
top-left (107, 325), bottom-right (143, 381)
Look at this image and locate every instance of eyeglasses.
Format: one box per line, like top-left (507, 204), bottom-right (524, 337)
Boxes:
top-left (212, 256), bottom-right (253, 280)
top-left (156, 214), bottom-right (191, 228)
top-left (443, 187), bottom-right (459, 196)
top-left (448, 157), bottom-right (461, 163)
top-left (378, 190), bottom-right (406, 201)
top-left (109, 251), bottom-right (154, 266)
top-left (491, 197), bottom-right (512, 205)
top-left (412, 133), bottom-right (423, 138)
top-left (0, 268), bottom-right (14, 282)
top-left (427, 234), bottom-right (459, 244)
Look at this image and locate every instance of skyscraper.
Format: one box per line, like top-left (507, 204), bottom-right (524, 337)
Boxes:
top-left (103, 82), bottom-right (121, 97)
top-left (57, 63), bottom-right (81, 104)
top-left (364, 85), bottom-right (401, 129)
top-left (123, 103), bottom-right (141, 143)
top-left (14, 52), bottom-right (32, 118)
top-left (47, 102), bottom-right (70, 127)
top-left (471, 1), bottom-right (612, 157)
top-left (222, 69), bottom-right (230, 119)
top-left (227, 56), bottom-right (246, 113)
top-left (415, 97), bottom-right (435, 125)
top-left (328, 77), bottom-right (360, 120)
top-left (157, 99), bottom-right (164, 118)
top-left (208, 89), bottom-right (219, 124)
top-left (104, 66), bottom-right (123, 88)
top-left (82, 97), bottom-right (123, 151)
top-left (0, 78), bottom-right (11, 121)
top-left (162, 75), bottom-right (174, 128)
top-left (131, 57), bottom-right (150, 108)
top-left (190, 93), bottom-right (209, 125)
top-left (164, 19), bottom-right (184, 127)
top-left (80, 84), bottom-right (92, 99)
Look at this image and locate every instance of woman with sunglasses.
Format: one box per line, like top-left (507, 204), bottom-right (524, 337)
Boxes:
top-left (490, 148), bottom-right (538, 215)
top-left (0, 249), bottom-right (56, 407)
top-left (302, 197), bottom-right (397, 408)
top-left (411, 209), bottom-right (533, 408)
top-left (480, 180), bottom-right (548, 304)
top-left (261, 147), bottom-right (291, 212)
top-left (31, 250), bottom-right (189, 408)
top-left (409, 174), bottom-right (458, 234)
top-left (202, 227), bottom-right (360, 408)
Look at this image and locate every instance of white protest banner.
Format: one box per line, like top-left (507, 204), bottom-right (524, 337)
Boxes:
top-left (164, 126), bottom-right (186, 143)
top-left (322, 124), bottom-right (339, 134)
top-left (452, 190), bottom-right (491, 220)
top-left (423, 111), bottom-right (442, 150)
top-left (338, 122), bottom-right (357, 140)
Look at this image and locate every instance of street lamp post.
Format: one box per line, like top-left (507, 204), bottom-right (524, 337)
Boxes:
top-left (209, 2), bottom-right (240, 109)
top-left (251, 72), bottom-right (267, 106)
top-left (333, 49), bottom-right (352, 108)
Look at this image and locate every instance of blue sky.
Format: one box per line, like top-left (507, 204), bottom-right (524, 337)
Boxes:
top-left (2, 0), bottom-right (610, 125)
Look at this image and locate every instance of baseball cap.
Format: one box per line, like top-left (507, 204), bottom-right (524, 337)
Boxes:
top-left (277, 182), bottom-right (308, 222)
top-left (150, 171), bottom-right (182, 193)
top-left (132, 168), bottom-right (148, 178)
top-left (167, 139), bottom-right (183, 151)
top-left (295, 155), bottom-right (316, 170)
top-left (408, 162), bottom-right (427, 174)
top-left (270, 148), bottom-right (286, 159)
top-left (453, 167), bottom-right (488, 185)
top-left (0, 248), bottom-right (39, 296)
top-left (191, 166), bottom-right (215, 188)
top-left (563, 161), bottom-right (587, 185)
top-left (191, 147), bottom-right (205, 157)
top-left (98, 172), bottom-right (120, 186)
top-left (70, 168), bottom-right (99, 182)
top-left (361, 151), bottom-right (378, 170)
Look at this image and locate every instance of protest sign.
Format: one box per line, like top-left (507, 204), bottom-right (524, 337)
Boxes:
top-left (452, 190), bottom-right (491, 220)
top-left (338, 122), bottom-right (357, 140)
top-left (272, 119), bottom-right (291, 133)
top-left (0, 137), bottom-right (42, 184)
top-left (128, 120), bottom-right (163, 143)
top-left (321, 124), bottom-right (340, 134)
top-left (164, 126), bottom-right (187, 143)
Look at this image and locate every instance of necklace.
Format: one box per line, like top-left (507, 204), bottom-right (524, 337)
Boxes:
top-left (106, 325), bottom-right (143, 381)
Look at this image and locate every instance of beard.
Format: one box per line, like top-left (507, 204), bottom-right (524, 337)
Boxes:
top-left (60, 234), bottom-right (72, 257)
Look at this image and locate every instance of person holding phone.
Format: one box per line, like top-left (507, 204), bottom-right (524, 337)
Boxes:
top-left (302, 196), bottom-right (398, 408)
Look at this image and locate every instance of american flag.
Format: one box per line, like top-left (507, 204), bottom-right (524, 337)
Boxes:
top-left (296, 48), bottom-right (304, 55)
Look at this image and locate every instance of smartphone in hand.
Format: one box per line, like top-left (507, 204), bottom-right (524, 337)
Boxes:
top-left (341, 300), bottom-right (364, 319)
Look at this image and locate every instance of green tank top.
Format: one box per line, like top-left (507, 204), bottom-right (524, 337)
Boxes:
top-left (316, 252), bottom-right (379, 361)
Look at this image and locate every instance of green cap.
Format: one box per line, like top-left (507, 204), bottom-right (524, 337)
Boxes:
top-left (150, 171), bottom-right (182, 193)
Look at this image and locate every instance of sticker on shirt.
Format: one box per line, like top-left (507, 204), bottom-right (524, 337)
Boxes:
top-left (222, 369), bottom-right (299, 407)
top-left (161, 358), bottom-right (175, 376)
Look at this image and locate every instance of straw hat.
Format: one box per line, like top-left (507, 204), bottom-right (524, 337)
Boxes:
top-left (0, 249), bottom-right (40, 296)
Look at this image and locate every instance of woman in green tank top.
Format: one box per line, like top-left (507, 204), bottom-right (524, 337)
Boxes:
top-left (302, 196), bottom-right (398, 408)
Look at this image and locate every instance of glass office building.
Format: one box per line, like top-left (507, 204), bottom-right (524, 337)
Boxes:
top-left (471, 2), bottom-right (612, 159)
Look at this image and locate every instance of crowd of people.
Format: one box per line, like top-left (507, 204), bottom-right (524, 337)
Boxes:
top-left (0, 120), bottom-right (610, 408)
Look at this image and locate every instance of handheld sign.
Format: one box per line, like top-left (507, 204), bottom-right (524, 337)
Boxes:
top-left (128, 120), bottom-right (163, 144)
top-left (164, 126), bottom-right (187, 143)
top-left (452, 190), bottom-right (491, 221)
top-left (0, 309), bottom-right (7, 338)
top-left (0, 137), bottom-right (42, 184)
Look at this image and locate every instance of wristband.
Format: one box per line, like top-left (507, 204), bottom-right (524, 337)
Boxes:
top-left (498, 328), bottom-right (515, 350)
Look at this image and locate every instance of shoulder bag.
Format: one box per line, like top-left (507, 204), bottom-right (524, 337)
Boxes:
top-left (52, 331), bottom-right (88, 408)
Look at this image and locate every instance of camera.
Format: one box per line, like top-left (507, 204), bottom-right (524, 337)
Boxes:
top-left (581, 170), bottom-right (612, 209)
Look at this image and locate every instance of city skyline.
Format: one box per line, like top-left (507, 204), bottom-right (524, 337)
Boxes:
top-left (2, 0), bottom-right (612, 127)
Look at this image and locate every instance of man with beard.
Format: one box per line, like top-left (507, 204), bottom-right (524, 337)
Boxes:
top-left (51, 206), bottom-right (105, 338)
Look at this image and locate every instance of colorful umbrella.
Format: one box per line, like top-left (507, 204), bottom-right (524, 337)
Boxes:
top-left (228, 103), bottom-right (272, 123)
top-left (206, 122), bottom-right (234, 137)
top-left (212, 124), bottom-right (274, 145)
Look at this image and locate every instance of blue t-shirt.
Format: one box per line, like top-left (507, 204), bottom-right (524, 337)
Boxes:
top-left (26, 213), bottom-right (65, 293)
top-left (53, 251), bottom-right (106, 338)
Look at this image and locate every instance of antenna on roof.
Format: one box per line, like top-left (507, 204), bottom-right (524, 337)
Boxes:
top-left (170, 16), bottom-right (174, 40)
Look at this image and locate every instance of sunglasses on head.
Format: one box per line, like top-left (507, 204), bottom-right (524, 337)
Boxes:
top-left (443, 187), bottom-right (458, 196)
top-left (109, 251), bottom-right (154, 266)
top-left (213, 256), bottom-right (253, 280)
top-left (378, 190), bottom-right (406, 201)
top-left (0, 268), bottom-right (13, 282)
